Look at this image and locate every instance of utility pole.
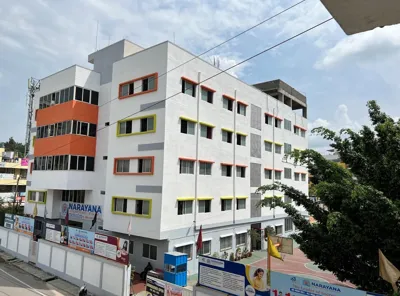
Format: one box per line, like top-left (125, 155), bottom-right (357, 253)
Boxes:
top-left (13, 176), bottom-right (20, 215)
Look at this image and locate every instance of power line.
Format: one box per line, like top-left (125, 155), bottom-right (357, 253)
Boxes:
top-left (5, 0), bottom-right (308, 171)
top-left (25, 17), bottom-right (333, 161)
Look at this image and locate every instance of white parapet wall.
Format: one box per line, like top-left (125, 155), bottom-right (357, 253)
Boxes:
top-left (0, 227), bottom-right (32, 262)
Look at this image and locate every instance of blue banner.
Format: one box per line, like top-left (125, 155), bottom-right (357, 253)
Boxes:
top-left (68, 227), bottom-right (95, 254)
top-left (198, 255), bottom-right (270, 296)
top-left (270, 272), bottom-right (367, 296)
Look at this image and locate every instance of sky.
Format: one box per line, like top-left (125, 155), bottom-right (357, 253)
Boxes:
top-left (1, 0), bottom-right (400, 153)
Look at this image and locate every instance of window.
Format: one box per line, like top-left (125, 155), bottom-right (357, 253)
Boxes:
top-left (220, 236), bottom-right (232, 251)
top-left (182, 79), bottom-right (196, 97)
top-left (114, 198), bottom-right (127, 213)
top-left (198, 200), bottom-right (211, 213)
top-left (285, 218), bottom-right (293, 232)
top-left (37, 192), bottom-right (45, 203)
top-left (201, 88), bottom-right (213, 103)
top-left (236, 233), bottom-right (246, 246)
top-left (284, 195), bottom-right (292, 204)
top-left (81, 122), bottom-right (88, 136)
top-left (284, 143), bottom-right (292, 154)
top-left (275, 144), bottom-right (282, 154)
top-left (78, 156), bottom-right (86, 170)
top-left (62, 190), bottom-right (85, 203)
top-left (140, 117), bottom-right (154, 132)
top-left (265, 169), bottom-right (272, 180)
top-left (176, 244), bottom-right (192, 260)
top-left (265, 114), bottom-right (273, 125)
top-left (284, 119), bottom-right (292, 131)
top-left (275, 118), bottom-right (282, 128)
top-left (301, 173), bottom-right (306, 181)
top-left (265, 142), bottom-right (272, 152)
top-left (199, 162), bottom-right (212, 175)
top-left (275, 225), bottom-right (283, 235)
top-left (75, 87), bottom-right (83, 101)
top-left (142, 75), bottom-right (156, 92)
top-left (86, 157), bottom-right (95, 171)
top-left (237, 102), bottom-right (246, 116)
top-left (70, 156), bottom-right (77, 170)
top-left (294, 126), bottom-right (300, 135)
top-left (91, 91), bottom-right (99, 105)
top-left (294, 173), bottom-right (300, 181)
top-left (275, 171), bottom-right (282, 180)
top-left (222, 97), bottom-right (233, 111)
top-left (199, 240), bottom-right (211, 255)
top-left (116, 160), bottom-right (130, 173)
top-left (138, 158), bottom-right (152, 173)
top-left (301, 130), bottom-right (306, 137)
top-left (129, 241), bottom-right (134, 255)
top-left (143, 243), bottom-right (157, 260)
top-left (200, 124), bottom-right (213, 139)
top-left (180, 160), bottom-right (194, 174)
top-left (236, 166), bottom-right (246, 178)
top-left (284, 168), bottom-right (292, 179)
top-left (178, 200), bottom-right (193, 215)
top-left (28, 191), bottom-right (46, 203)
top-left (221, 199), bottom-right (232, 211)
top-left (118, 121), bottom-right (132, 135)
top-left (236, 134), bottom-right (246, 146)
top-left (83, 89), bottom-right (90, 103)
top-left (135, 199), bottom-right (150, 216)
top-left (221, 164), bottom-right (232, 177)
top-left (181, 119), bottom-right (195, 135)
top-left (89, 123), bottom-right (97, 137)
top-left (236, 199), bottom-right (246, 210)
top-left (222, 130), bottom-right (233, 143)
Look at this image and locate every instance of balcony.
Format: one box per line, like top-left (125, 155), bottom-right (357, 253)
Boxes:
top-left (30, 170), bottom-right (95, 190)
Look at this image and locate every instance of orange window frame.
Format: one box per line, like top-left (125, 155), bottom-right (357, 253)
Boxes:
top-left (118, 73), bottom-right (158, 100)
top-left (113, 156), bottom-right (155, 175)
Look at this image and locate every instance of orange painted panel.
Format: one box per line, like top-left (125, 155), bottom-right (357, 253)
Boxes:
top-left (36, 101), bottom-right (98, 126)
top-left (34, 135), bottom-right (96, 157)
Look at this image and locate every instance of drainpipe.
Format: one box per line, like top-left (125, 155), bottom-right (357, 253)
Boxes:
top-left (233, 90), bottom-right (237, 226)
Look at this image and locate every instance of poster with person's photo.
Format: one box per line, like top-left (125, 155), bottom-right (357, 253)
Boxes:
top-left (14, 215), bottom-right (34, 236)
top-left (94, 233), bottom-right (129, 264)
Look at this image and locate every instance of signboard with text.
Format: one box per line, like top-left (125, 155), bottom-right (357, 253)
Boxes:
top-left (45, 223), bottom-right (68, 245)
top-left (14, 215), bottom-right (34, 236)
top-left (60, 202), bottom-right (103, 222)
top-left (94, 233), bottom-right (129, 265)
top-left (68, 227), bottom-right (95, 254)
top-left (198, 255), bottom-right (270, 296)
top-left (4, 214), bottom-right (14, 230)
top-left (146, 277), bottom-right (165, 296)
top-left (270, 272), bottom-right (366, 296)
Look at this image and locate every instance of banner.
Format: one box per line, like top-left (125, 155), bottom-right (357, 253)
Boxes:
top-left (45, 223), bottom-right (68, 245)
top-left (146, 277), bottom-right (165, 296)
top-left (60, 202), bottom-right (103, 222)
top-left (270, 272), bottom-right (367, 296)
top-left (4, 214), bottom-right (14, 229)
top-left (14, 215), bottom-right (34, 236)
top-left (94, 233), bottom-right (129, 265)
top-left (68, 227), bottom-right (95, 254)
top-left (21, 158), bottom-right (29, 166)
top-left (166, 283), bottom-right (184, 296)
top-left (198, 255), bottom-right (270, 296)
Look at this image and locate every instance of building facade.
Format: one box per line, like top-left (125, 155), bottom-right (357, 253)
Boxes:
top-left (0, 148), bottom-right (27, 203)
top-left (26, 40), bottom-right (308, 274)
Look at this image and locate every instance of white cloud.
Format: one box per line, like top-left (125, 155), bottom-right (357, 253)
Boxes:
top-left (308, 104), bottom-right (362, 153)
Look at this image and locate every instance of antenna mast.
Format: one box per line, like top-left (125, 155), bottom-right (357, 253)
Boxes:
top-left (25, 78), bottom-right (40, 156)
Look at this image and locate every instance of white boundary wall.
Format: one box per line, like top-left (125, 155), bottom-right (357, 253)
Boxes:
top-left (0, 227), bottom-right (131, 296)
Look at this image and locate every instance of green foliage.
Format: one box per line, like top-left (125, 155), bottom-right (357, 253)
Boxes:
top-left (1, 137), bottom-right (25, 157)
top-left (256, 101), bottom-right (400, 294)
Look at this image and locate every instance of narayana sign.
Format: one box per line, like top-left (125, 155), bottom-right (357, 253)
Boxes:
top-left (60, 202), bottom-right (103, 222)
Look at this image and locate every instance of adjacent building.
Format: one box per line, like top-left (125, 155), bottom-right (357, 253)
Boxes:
top-left (26, 39), bottom-right (308, 273)
top-left (0, 148), bottom-right (27, 204)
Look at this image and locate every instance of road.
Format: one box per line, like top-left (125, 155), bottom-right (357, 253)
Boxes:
top-left (0, 261), bottom-right (68, 296)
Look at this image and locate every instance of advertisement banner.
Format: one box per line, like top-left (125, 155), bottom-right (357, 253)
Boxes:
top-left (14, 215), bottom-right (34, 236)
top-left (94, 233), bottom-right (129, 265)
top-left (270, 272), bottom-right (367, 296)
top-left (146, 277), bottom-right (165, 296)
top-left (45, 223), bottom-right (68, 245)
top-left (198, 255), bottom-right (270, 296)
top-left (4, 214), bottom-right (14, 229)
top-left (166, 283), bottom-right (183, 296)
top-left (68, 227), bottom-right (95, 254)
top-left (21, 158), bottom-right (29, 166)
top-left (60, 202), bottom-right (103, 222)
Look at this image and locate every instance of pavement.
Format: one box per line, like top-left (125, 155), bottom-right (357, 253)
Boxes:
top-left (0, 251), bottom-right (80, 296)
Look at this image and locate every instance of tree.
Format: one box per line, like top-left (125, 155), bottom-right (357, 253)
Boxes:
top-left (2, 137), bottom-right (25, 157)
top-left (256, 101), bottom-right (400, 294)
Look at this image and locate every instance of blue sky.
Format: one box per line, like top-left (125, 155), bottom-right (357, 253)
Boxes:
top-left (1, 0), bottom-right (400, 152)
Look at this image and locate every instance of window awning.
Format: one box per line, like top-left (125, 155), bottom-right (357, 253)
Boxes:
top-left (177, 197), bottom-right (195, 201)
top-left (174, 242), bottom-right (193, 248)
top-left (220, 233), bottom-right (233, 238)
top-left (235, 230), bottom-right (247, 235)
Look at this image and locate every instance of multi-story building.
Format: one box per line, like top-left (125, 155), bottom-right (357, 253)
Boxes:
top-left (0, 148), bottom-right (27, 204)
top-left (26, 39), bottom-right (308, 273)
